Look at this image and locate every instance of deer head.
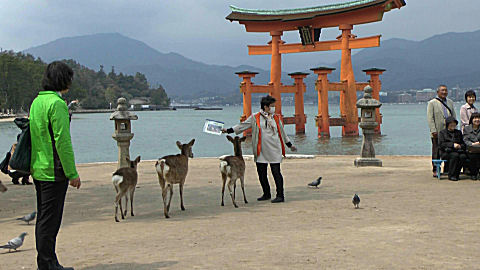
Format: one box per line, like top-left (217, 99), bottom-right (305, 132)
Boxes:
top-left (126, 156), bottom-right (141, 169)
top-left (176, 139), bottom-right (195, 158)
top-left (226, 135), bottom-right (246, 157)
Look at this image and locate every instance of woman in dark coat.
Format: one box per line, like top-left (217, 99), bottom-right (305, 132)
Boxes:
top-left (438, 116), bottom-right (467, 181)
top-left (462, 112), bottom-right (480, 180)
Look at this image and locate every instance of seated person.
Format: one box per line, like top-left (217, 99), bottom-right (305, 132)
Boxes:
top-left (0, 142), bottom-right (32, 185)
top-left (463, 112), bottom-right (480, 180)
top-left (438, 116), bottom-right (467, 181)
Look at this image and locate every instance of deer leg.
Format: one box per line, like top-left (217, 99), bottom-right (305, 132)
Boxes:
top-left (167, 184), bottom-right (173, 213)
top-left (221, 173), bottom-right (227, 206)
top-left (233, 182), bottom-right (236, 201)
top-left (114, 191), bottom-right (126, 222)
top-left (162, 185), bottom-right (169, 218)
top-left (240, 176), bottom-right (248, 204)
top-left (227, 179), bottom-right (238, 208)
top-left (130, 187), bottom-right (135, 216)
top-left (179, 183), bottom-right (185, 211)
top-left (124, 192), bottom-right (129, 217)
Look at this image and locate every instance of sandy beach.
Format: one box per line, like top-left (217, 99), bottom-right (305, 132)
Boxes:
top-left (1, 156), bottom-right (480, 269)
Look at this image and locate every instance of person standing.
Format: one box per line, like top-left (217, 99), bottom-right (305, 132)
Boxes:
top-left (460, 90), bottom-right (477, 133)
top-left (222, 95), bottom-right (297, 203)
top-left (427, 85), bottom-right (455, 178)
top-left (30, 61), bottom-right (81, 270)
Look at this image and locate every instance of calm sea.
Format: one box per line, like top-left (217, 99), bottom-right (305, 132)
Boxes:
top-left (0, 103), bottom-right (444, 163)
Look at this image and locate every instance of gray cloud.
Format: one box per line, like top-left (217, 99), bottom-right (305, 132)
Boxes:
top-left (1, 0), bottom-right (479, 71)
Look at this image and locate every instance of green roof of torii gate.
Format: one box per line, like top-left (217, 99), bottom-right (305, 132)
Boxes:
top-left (226, 0), bottom-right (405, 22)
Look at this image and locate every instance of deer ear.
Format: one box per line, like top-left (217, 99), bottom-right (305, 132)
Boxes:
top-left (226, 135), bottom-right (233, 142)
top-left (135, 156), bottom-right (141, 163)
top-left (176, 141), bottom-right (183, 149)
top-left (189, 139), bottom-right (195, 146)
top-left (240, 136), bottom-right (247, 142)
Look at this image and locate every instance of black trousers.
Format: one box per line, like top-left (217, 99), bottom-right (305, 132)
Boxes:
top-left (468, 153), bottom-right (480, 176)
top-left (34, 179), bottom-right (68, 270)
top-left (441, 152), bottom-right (467, 178)
top-left (255, 162), bottom-right (284, 198)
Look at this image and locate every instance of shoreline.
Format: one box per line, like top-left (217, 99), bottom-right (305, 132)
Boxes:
top-left (77, 154), bottom-right (429, 165)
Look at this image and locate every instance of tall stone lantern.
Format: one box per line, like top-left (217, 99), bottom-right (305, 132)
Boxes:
top-left (354, 86), bottom-right (382, 167)
top-left (110, 97), bottom-right (138, 169)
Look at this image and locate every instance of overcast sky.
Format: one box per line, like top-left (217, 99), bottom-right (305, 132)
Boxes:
top-left (1, 0), bottom-right (479, 70)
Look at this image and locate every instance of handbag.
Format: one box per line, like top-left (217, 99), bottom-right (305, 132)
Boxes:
top-left (9, 118), bottom-right (31, 174)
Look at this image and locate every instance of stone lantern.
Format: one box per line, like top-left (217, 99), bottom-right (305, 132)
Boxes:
top-left (354, 86), bottom-right (382, 167)
top-left (110, 97), bottom-right (138, 169)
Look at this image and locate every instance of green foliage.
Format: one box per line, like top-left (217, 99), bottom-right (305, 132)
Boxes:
top-left (0, 51), bottom-right (170, 111)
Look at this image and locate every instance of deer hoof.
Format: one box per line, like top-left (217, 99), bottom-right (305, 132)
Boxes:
top-left (165, 215), bottom-right (170, 219)
top-left (181, 206), bottom-right (185, 211)
top-left (131, 213), bottom-right (134, 217)
top-left (234, 204), bottom-right (239, 208)
top-left (115, 217), bottom-right (119, 222)
top-left (245, 200), bottom-right (248, 204)
top-left (221, 202), bottom-right (224, 206)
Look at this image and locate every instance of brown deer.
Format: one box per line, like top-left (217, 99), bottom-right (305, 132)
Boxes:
top-left (0, 180), bottom-right (7, 193)
top-left (112, 156), bottom-right (141, 222)
top-left (219, 135), bottom-right (247, 208)
top-left (155, 139), bottom-right (195, 218)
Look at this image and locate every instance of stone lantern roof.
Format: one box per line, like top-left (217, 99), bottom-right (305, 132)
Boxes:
top-left (110, 97), bottom-right (138, 121)
top-left (356, 86), bottom-right (382, 109)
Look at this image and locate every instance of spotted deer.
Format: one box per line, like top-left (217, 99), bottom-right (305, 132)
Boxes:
top-left (155, 139), bottom-right (195, 218)
top-left (219, 135), bottom-right (247, 208)
top-left (112, 156), bottom-right (141, 222)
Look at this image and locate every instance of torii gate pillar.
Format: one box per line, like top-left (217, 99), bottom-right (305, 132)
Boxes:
top-left (340, 24), bottom-right (359, 136)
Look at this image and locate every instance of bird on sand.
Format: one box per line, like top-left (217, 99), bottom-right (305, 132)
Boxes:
top-left (308, 177), bottom-right (322, 188)
top-left (16, 211), bottom-right (36, 225)
top-left (352, 194), bottom-right (360, 209)
top-left (0, 232), bottom-right (27, 252)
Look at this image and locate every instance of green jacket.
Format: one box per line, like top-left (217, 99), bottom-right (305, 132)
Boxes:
top-left (30, 91), bottom-right (79, 181)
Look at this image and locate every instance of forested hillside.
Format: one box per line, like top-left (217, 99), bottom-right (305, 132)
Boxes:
top-left (0, 51), bottom-right (169, 111)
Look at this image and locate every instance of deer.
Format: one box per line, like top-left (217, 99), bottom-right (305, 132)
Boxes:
top-left (0, 180), bottom-right (7, 193)
top-left (112, 156), bottom-right (141, 222)
top-left (155, 139), bottom-right (195, 218)
top-left (219, 135), bottom-right (248, 208)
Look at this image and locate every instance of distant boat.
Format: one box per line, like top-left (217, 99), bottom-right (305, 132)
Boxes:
top-left (194, 107), bottom-right (223, 111)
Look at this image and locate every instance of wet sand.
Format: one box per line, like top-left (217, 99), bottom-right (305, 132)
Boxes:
top-left (1, 156), bottom-right (480, 269)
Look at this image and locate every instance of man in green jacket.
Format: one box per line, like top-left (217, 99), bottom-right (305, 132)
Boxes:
top-left (30, 61), bottom-right (81, 270)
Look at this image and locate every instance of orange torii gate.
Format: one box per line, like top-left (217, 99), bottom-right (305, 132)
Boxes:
top-left (226, 0), bottom-right (405, 136)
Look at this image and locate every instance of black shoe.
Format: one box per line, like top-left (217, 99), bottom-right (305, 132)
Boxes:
top-left (257, 194), bottom-right (271, 201)
top-left (271, 197), bottom-right (285, 203)
top-left (21, 177), bottom-right (32, 185)
top-left (448, 176), bottom-right (458, 181)
top-left (11, 178), bottom-right (20, 185)
top-left (471, 175), bottom-right (478, 180)
top-left (54, 260), bottom-right (74, 270)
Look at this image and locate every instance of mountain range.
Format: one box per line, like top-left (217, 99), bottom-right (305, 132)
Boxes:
top-left (23, 30), bottom-right (480, 98)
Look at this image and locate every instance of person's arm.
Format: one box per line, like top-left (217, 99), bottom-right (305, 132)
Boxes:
top-left (460, 106), bottom-right (468, 129)
top-left (50, 99), bottom-right (79, 181)
top-left (277, 118), bottom-right (297, 151)
top-left (463, 128), bottom-right (476, 146)
top-left (438, 130), bottom-right (454, 150)
top-left (232, 115), bottom-right (254, 135)
top-left (427, 101), bottom-right (437, 135)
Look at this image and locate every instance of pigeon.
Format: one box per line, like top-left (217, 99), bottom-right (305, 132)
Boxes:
top-left (0, 232), bottom-right (27, 252)
top-left (16, 211), bottom-right (36, 225)
top-left (352, 194), bottom-right (360, 209)
top-left (308, 177), bottom-right (322, 188)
